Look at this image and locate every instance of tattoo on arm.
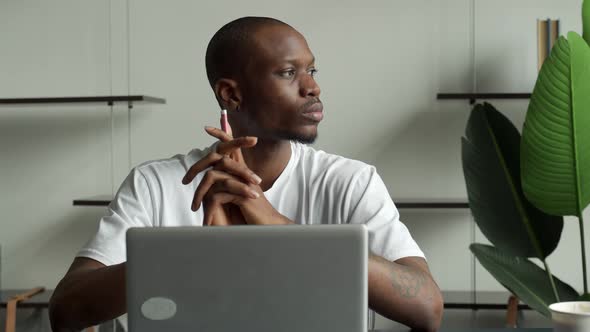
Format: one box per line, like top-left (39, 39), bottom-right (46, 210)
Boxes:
top-left (390, 265), bottom-right (426, 298)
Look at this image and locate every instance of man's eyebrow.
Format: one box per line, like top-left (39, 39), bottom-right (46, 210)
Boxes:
top-left (283, 56), bottom-right (316, 66)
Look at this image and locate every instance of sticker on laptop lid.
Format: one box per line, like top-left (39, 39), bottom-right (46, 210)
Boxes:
top-left (141, 297), bottom-right (177, 320)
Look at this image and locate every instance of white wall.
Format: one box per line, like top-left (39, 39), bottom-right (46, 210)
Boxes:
top-left (0, 0), bottom-right (587, 328)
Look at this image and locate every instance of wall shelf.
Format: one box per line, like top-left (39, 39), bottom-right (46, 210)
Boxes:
top-left (0, 95), bottom-right (166, 106)
top-left (73, 195), bottom-right (113, 206)
top-left (9, 93), bottom-right (468, 208)
top-left (73, 197), bottom-right (469, 209)
top-left (437, 93), bottom-right (531, 105)
top-left (3, 95), bottom-right (167, 208)
top-left (396, 201), bottom-right (469, 209)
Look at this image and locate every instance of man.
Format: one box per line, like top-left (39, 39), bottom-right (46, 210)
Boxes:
top-left (49, 17), bottom-right (443, 332)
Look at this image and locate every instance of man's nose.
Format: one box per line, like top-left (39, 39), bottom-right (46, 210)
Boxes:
top-left (299, 74), bottom-right (321, 97)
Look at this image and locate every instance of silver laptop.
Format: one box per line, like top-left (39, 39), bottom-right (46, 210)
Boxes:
top-left (126, 224), bottom-right (368, 332)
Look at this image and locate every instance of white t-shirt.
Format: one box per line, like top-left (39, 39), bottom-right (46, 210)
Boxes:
top-left (78, 141), bottom-right (424, 265)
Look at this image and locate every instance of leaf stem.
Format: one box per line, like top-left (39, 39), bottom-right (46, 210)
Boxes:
top-left (580, 213), bottom-right (588, 294)
top-left (543, 259), bottom-right (560, 302)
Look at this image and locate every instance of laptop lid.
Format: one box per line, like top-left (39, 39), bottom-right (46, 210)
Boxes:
top-left (126, 224), bottom-right (368, 332)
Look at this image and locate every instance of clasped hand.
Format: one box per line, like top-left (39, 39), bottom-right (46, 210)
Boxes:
top-left (182, 126), bottom-right (288, 226)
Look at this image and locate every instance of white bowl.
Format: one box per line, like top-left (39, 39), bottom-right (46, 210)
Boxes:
top-left (549, 301), bottom-right (590, 332)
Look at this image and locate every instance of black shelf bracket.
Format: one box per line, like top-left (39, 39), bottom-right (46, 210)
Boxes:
top-left (437, 93), bottom-right (531, 105)
top-left (0, 95), bottom-right (166, 106)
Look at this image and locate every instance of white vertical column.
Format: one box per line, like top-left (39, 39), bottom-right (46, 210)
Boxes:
top-left (469, 0), bottom-right (477, 307)
top-left (108, 0), bottom-right (133, 189)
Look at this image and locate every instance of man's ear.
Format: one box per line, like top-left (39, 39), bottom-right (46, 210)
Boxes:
top-left (214, 78), bottom-right (242, 111)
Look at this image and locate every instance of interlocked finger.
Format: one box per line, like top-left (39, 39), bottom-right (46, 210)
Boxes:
top-left (182, 151), bottom-right (224, 185)
top-left (202, 193), bottom-right (245, 226)
top-left (213, 155), bottom-right (261, 185)
top-left (191, 170), bottom-right (259, 211)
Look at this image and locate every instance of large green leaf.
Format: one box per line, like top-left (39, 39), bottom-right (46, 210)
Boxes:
top-left (462, 103), bottom-right (563, 258)
top-left (521, 32), bottom-right (590, 216)
top-left (470, 244), bottom-right (579, 317)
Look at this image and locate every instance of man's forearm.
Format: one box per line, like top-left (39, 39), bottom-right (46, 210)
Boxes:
top-left (368, 254), bottom-right (443, 332)
top-left (49, 263), bottom-right (126, 331)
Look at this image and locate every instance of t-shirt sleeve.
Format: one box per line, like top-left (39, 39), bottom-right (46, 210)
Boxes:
top-left (76, 167), bottom-right (155, 266)
top-left (346, 166), bottom-right (425, 262)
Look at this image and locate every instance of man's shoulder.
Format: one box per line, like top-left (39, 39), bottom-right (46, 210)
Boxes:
top-left (133, 145), bottom-right (214, 180)
top-left (295, 142), bottom-right (373, 180)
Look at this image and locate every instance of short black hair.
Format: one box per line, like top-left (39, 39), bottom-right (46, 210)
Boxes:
top-left (205, 16), bottom-right (291, 89)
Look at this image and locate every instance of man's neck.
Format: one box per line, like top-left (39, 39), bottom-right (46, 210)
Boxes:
top-left (241, 139), bottom-right (292, 192)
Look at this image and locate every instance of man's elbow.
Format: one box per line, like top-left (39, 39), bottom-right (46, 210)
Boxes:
top-left (420, 291), bottom-right (444, 332)
top-left (49, 294), bottom-right (66, 331)
top-left (49, 292), bottom-right (77, 332)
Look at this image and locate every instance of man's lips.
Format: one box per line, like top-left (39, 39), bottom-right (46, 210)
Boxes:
top-left (301, 102), bottom-right (324, 122)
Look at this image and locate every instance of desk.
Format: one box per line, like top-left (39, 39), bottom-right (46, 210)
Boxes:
top-left (1, 290), bottom-right (523, 310)
top-left (374, 330), bottom-right (551, 332)
top-left (442, 291), bottom-right (530, 310)
top-left (0, 289), bottom-right (52, 309)
top-left (0, 289), bottom-right (546, 332)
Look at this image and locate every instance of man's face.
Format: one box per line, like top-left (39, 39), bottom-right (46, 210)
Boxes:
top-left (238, 24), bottom-right (322, 144)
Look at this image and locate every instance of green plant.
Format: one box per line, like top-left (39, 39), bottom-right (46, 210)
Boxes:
top-left (520, 0), bottom-right (590, 301)
top-left (462, 103), bottom-right (579, 316)
top-left (462, 1), bottom-right (590, 315)
top-left (521, 30), bottom-right (590, 299)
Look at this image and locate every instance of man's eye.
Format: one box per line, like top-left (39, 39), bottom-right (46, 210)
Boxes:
top-left (308, 68), bottom-right (318, 77)
top-left (279, 70), bottom-right (296, 78)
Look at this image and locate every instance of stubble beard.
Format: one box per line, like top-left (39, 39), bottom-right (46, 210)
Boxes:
top-left (273, 128), bottom-right (317, 144)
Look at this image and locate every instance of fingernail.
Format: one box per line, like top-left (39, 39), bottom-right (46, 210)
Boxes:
top-left (249, 190), bottom-right (260, 199)
top-left (204, 126), bottom-right (214, 131)
top-left (251, 174), bottom-right (262, 184)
